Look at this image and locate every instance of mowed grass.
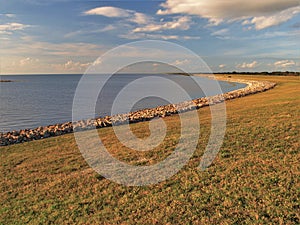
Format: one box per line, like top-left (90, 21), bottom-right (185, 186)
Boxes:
top-left (0, 75), bottom-right (299, 224)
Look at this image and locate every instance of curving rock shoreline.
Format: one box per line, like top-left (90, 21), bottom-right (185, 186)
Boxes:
top-left (0, 77), bottom-right (276, 146)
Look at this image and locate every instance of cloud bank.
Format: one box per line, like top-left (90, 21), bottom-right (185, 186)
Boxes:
top-left (157, 0), bottom-right (300, 29)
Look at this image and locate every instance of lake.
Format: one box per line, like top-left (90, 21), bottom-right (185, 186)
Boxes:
top-left (0, 74), bottom-right (246, 132)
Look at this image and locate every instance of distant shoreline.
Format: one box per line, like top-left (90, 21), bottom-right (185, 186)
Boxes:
top-left (0, 80), bottom-right (13, 82)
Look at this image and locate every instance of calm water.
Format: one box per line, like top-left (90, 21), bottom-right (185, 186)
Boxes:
top-left (0, 74), bottom-right (246, 132)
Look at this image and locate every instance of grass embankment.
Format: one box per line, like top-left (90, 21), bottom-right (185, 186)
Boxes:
top-left (1, 75), bottom-right (299, 224)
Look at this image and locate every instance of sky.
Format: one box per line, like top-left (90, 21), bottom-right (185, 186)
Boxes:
top-left (0, 0), bottom-right (299, 74)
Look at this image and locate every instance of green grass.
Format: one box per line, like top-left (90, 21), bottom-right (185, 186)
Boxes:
top-left (0, 75), bottom-right (299, 224)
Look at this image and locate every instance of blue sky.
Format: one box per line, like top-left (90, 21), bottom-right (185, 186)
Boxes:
top-left (0, 0), bottom-right (299, 74)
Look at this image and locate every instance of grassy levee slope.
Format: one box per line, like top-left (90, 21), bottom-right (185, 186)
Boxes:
top-left (1, 75), bottom-right (299, 224)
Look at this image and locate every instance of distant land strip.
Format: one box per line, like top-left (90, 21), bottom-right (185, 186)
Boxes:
top-left (0, 77), bottom-right (276, 146)
top-left (214, 71), bottom-right (299, 76)
top-left (170, 71), bottom-right (299, 76)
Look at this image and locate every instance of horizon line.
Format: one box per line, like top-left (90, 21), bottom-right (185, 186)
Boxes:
top-left (1, 71), bottom-right (299, 76)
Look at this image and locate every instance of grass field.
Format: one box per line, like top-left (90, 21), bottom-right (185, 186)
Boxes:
top-left (0, 75), bottom-right (299, 224)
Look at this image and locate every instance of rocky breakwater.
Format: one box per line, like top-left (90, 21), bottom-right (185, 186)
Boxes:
top-left (0, 79), bottom-right (276, 146)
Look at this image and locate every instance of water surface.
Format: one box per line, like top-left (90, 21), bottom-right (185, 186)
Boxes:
top-left (0, 74), bottom-right (246, 132)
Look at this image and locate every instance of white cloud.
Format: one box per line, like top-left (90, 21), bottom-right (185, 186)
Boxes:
top-left (119, 32), bottom-right (199, 40)
top-left (244, 7), bottom-right (300, 30)
top-left (120, 32), bottom-right (180, 40)
top-left (157, 0), bottom-right (300, 29)
top-left (182, 36), bottom-right (201, 40)
top-left (130, 13), bottom-right (151, 25)
top-left (92, 58), bottom-right (102, 66)
top-left (133, 16), bottom-right (191, 32)
top-left (262, 30), bottom-right (300, 38)
top-left (64, 25), bottom-right (117, 38)
top-left (0, 22), bottom-right (30, 34)
top-left (84, 6), bottom-right (151, 25)
top-left (274, 60), bottom-right (296, 68)
top-left (219, 64), bottom-right (226, 68)
top-left (84, 6), bottom-right (131, 17)
top-left (19, 57), bottom-right (39, 66)
top-left (236, 61), bottom-right (258, 69)
top-left (211, 28), bottom-right (229, 36)
top-left (0, 13), bottom-right (16, 18)
top-left (6, 14), bottom-right (15, 18)
top-left (99, 24), bottom-right (116, 32)
top-left (61, 60), bottom-right (92, 71)
top-left (173, 59), bottom-right (190, 66)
